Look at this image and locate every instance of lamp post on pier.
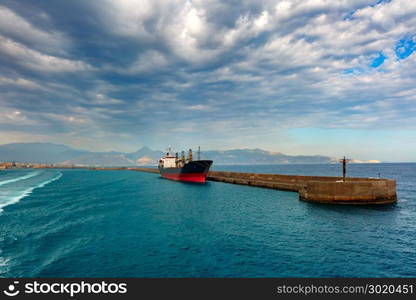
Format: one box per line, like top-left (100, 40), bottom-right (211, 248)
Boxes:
top-left (339, 156), bottom-right (351, 181)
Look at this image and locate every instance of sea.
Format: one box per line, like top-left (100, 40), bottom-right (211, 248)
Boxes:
top-left (0, 163), bottom-right (415, 278)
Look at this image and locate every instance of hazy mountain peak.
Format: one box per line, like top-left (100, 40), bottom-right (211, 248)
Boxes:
top-left (137, 146), bottom-right (153, 152)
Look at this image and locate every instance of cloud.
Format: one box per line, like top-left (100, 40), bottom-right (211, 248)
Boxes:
top-left (0, 35), bottom-right (91, 72)
top-left (0, 6), bottom-right (68, 55)
top-left (127, 50), bottom-right (169, 74)
top-left (0, 76), bottom-right (42, 89)
top-left (0, 0), bottom-right (415, 160)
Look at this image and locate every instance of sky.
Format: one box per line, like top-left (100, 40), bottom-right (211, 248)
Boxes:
top-left (0, 0), bottom-right (415, 161)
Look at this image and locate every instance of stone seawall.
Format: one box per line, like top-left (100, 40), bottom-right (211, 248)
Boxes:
top-left (207, 171), bottom-right (397, 205)
top-left (299, 180), bottom-right (396, 205)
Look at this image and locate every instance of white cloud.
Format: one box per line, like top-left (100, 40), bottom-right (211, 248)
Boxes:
top-left (0, 76), bottom-right (42, 89)
top-left (99, 0), bottom-right (156, 39)
top-left (0, 35), bottom-right (91, 72)
top-left (254, 11), bottom-right (269, 28)
top-left (94, 93), bottom-right (123, 105)
top-left (0, 5), bottom-right (68, 55)
top-left (0, 108), bottom-right (34, 125)
top-left (187, 104), bottom-right (213, 111)
top-left (128, 50), bottom-right (168, 73)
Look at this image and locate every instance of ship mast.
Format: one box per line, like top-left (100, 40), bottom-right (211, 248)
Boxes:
top-left (188, 149), bottom-right (193, 162)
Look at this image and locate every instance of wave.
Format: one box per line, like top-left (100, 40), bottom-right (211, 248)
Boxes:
top-left (0, 171), bottom-right (40, 187)
top-left (0, 172), bottom-right (62, 212)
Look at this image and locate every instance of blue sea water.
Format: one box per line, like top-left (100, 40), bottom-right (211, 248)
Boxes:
top-left (0, 163), bottom-right (415, 278)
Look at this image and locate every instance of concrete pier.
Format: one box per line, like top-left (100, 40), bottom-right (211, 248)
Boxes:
top-left (207, 171), bottom-right (397, 205)
top-left (95, 167), bottom-right (397, 205)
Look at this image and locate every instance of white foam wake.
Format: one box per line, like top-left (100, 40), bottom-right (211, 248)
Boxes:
top-left (0, 171), bottom-right (40, 187)
top-left (0, 172), bottom-right (62, 212)
top-left (0, 244), bottom-right (9, 276)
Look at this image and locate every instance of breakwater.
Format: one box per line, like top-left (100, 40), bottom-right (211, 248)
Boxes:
top-left (207, 171), bottom-right (396, 205)
top-left (129, 168), bottom-right (397, 205)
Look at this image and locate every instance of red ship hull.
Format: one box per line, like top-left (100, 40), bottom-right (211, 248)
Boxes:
top-left (159, 160), bottom-right (213, 183)
top-left (160, 172), bottom-right (208, 183)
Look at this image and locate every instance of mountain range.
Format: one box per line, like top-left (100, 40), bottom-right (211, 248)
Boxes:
top-left (0, 142), bottom-right (355, 166)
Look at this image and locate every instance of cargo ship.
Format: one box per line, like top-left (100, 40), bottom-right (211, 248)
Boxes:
top-left (158, 148), bottom-right (213, 183)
